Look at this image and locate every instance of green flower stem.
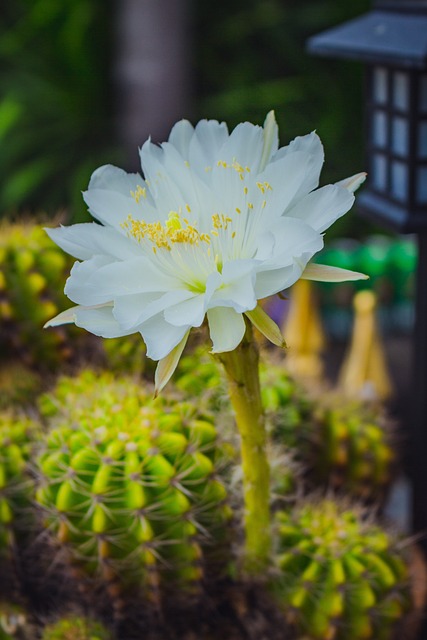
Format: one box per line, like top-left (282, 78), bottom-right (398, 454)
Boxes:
top-left (217, 321), bottom-right (270, 574)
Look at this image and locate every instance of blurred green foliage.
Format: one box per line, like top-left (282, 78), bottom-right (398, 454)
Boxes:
top-left (0, 0), bottom-right (116, 222)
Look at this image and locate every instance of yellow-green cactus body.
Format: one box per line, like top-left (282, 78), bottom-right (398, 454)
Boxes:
top-left (36, 372), bottom-right (232, 591)
top-left (0, 413), bottom-right (36, 558)
top-left (0, 222), bottom-right (84, 368)
top-left (273, 500), bottom-right (412, 640)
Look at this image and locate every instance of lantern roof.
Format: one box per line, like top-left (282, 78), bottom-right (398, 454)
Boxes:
top-left (307, 2), bottom-right (427, 69)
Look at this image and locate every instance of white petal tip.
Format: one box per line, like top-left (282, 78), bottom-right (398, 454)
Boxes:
top-left (43, 308), bottom-right (77, 328)
top-left (338, 172), bottom-right (367, 193)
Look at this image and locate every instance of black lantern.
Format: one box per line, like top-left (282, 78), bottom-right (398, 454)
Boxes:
top-left (308, 0), bottom-right (427, 233)
top-left (307, 1), bottom-right (427, 583)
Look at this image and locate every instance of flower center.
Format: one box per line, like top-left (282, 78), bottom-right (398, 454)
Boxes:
top-left (123, 212), bottom-right (211, 252)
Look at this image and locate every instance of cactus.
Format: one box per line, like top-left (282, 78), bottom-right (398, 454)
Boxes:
top-left (0, 412), bottom-right (37, 560)
top-left (35, 371), bottom-right (232, 595)
top-left (309, 402), bottom-right (395, 500)
top-left (0, 221), bottom-right (87, 369)
top-left (273, 500), bottom-right (412, 640)
top-left (41, 614), bottom-right (112, 640)
top-left (262, 365), bottom-right (395, 500)
top-left (174, 346), bottom-right (226, 411)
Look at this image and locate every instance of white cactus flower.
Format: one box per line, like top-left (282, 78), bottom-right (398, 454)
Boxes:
top-left (45, 112), bottom-right (366, 391)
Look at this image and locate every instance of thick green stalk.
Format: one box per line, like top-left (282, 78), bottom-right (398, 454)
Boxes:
top-left (217, 321), bottom-right (270, 574)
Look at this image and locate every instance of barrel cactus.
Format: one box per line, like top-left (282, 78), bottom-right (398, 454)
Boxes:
top-left (0, 412), bottom-right (37, 560)
top-left (263, 365), bottom-right (395, 500)
top-left (0, 222), bottom-right (85, 369)
top-left (273, 500), bottom-right (412, 640)
top-left (309, 402), bottom-right (395, 500)
top-left (35, 372), bottom-right (232, 596)
top-left (41, 614), bottom-right (112, 640)
top-left (174, 346), bottom-right (226, 411)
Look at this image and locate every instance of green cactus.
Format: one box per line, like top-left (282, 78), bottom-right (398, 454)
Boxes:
top-left (41, 614), bottom-right (112, 640)
top-left (310, 403), bottom-right (395, 500)
top-left (35, 372), bottom-right (232, 595)
top-left (0, 221), bottom-right (87, 369)
top-left (273, 500), bottom-right (412, 640)
top-left (262, 365), bottom-right (395, 500)
top-left (174, 346), bottom-right (226, 411)
top-left (0, 412), bottom-right (37, 559)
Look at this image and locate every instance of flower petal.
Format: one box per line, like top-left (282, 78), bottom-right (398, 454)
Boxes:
top-left (88, 165), bottom-right (143, 195)
top-left (259, 110), bottom-right (279, 172)
top-left (336, 172), bottom-right (367, 193)
top-left (65, 256), bottom-right (183, 306)
top-left (141, 314), bottom-right (191, 360)
top-left (168, 119), bottom-right (194, 158)
top-left (286, 184), bottom-right (355, 233)
top-left (302, 263), bottom-right (369, 282)
top-left (45, 303), bottom-right (135, 338)
top-left (207, 307), bottom-right (246, 353)
top-left (219, 121), bottom-right (264, 173)
top-left (245, 304), bottom-right (286, 347)
top-left (154, 330), bottom-right (190, 396)
top-left (271, 131), bottom-right (324, 199)
top-left (83, 187), bottom-right (156, 230)
top-left (45, 223), bottom-right (141, 261)
top-left (209, 260), bottom-right (257, 313)
top-left (113, 289), bottom-right (194, 330)
top-left (189, 119), bottom-right (229, 175)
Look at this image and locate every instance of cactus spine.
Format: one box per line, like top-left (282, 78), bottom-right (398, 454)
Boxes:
top-left (274, 500), bottom-right (412, 639)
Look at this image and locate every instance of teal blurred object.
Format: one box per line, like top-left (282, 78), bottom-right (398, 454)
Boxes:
top-left (314, 235), bottom-right (417, 337)
top-left (0, 0), bottom-right (117, 221)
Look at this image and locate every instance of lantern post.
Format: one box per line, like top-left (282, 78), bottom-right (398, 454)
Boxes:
top-left (307, 0), bottom-right (427, 562)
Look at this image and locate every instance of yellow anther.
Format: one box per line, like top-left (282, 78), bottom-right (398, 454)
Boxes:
top-left (232, 231), bottom-right (236, 238)
top-left (256, 182), bottom-right (265, 194)
top-left (243, 187), bottom-right (248, 195)
top-left (262, 200), bottom-right (267, 209)
top-left (245, 166), bottom-right (251, 172)
top-left (184, 160), bottom-right (190, 167)
top-left (264, 181), bottom-right (273, 191)
top-left (248, 203), bottom-right (254, 210)
top-left (236, 207), bottom-right (241, 214)
top-left (130, 185), bottom-right (147, 203)
top-left (186, 204), bottom-right (191, 213)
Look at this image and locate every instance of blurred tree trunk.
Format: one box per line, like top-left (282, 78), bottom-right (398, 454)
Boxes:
top-left (113, 0), bottom-right (192, 169)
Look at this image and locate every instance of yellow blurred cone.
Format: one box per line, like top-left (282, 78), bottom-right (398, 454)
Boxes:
top-left (339, 290), bottom-right (392, 401)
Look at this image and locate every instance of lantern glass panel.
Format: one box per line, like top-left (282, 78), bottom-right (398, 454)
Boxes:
top-left (392, 117), bottom-right (409, 156)
top-left (417, 167), bottom-right (427, 204)
top-left (372, 154), bottom-right (387, 191)
top-left (373, 67), bottom-right (388, 105)
top-left (420, 75), bottom-right (427, 114)
top-left (391, 161), bottom-right (408, 201)
top-left (393, 72), bottom-right (409, 112)
top-left (373, 111), bottom-right (388, 148)
top-left (420, 122), bottom-right (427, 159)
